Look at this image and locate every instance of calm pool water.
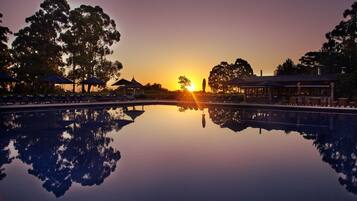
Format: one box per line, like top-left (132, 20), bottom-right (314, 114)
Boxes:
top-left (1, 105), bottom-right (357, 201)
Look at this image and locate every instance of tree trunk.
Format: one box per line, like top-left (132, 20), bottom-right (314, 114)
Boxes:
top-left (81, 83), bottom-right (85, 93)
top-left (72, 62), bottom-right (75, 93)
top-left (87, 84), bottom-right (92, 93)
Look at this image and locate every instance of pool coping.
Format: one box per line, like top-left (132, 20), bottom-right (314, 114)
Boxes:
top-left (1, 100), bottom-right (357, 114)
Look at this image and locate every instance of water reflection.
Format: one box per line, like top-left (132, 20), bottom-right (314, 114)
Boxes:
top-left (208, 106), bottom-right (357, 195)
top-left (0, 106), bottom-right (142, 197)
top-left (202, 114), bottom-right (206, 128)
top-left (2, 105), bottom-right (357, 198)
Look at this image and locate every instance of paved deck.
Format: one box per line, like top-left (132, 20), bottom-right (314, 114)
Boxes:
top-left (1, 100), bottom-right (357, 114)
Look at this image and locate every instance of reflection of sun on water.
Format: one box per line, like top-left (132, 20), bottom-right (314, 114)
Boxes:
top-left (187, 84), bottom-right (195, 92)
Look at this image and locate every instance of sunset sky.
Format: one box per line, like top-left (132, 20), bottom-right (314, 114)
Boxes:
top-left (0, 0), bottom-right (352, 90)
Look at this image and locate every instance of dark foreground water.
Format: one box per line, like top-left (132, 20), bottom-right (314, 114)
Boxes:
top-left (1, 105), bottom-right (357, 201)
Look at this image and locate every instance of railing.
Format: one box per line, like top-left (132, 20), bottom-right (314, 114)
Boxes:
top-left (287, 96), bottom-right (357, 108)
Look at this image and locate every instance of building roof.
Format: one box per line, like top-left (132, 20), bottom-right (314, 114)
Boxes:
top-left (112, 78), bottom-right (131, 86)
top-left (112, 78), bottom-right (143, 88)
top-left (130, 78), bottom-right (143, 88)
top-left (228, 74), bottom-right (337, 87)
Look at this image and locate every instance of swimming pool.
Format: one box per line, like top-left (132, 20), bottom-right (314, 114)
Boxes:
top-left (1, 105), bottom-right (357, 201)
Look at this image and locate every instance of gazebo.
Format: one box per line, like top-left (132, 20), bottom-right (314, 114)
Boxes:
top-left (112, 77), bottom-right (143, 95)
top-left (130, 78), bottom-right (143, 88)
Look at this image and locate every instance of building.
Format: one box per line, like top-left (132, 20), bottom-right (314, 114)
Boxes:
top-left (228, 74), bottom-right (337, 104)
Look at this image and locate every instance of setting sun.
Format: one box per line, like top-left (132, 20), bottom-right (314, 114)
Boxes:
top-left (187, 84), bottom-right (196, 92)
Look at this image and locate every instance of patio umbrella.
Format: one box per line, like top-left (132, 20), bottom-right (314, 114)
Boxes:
top-left (112, 78), bottom-right (131, 86)
top-left (0, 72), bottom-right (18, 83)
top-left (81, 77), bottom-right (105, 85)
top-left (40, 74), bottom-right (73, 84)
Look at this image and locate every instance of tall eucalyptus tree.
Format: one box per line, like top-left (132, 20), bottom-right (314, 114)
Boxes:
top-left (62, 5), bottom-right (121, 93)
top-left (12, 0), bottom-right (70, 92)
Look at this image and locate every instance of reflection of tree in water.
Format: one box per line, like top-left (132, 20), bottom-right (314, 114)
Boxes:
top-left (0, 139), bottom-right (12, 180)
top-left (202, 114), bottom-right (206, 128)
top-left (64, 109), bottom-right (123, 188)
top-left (312, 120), bottom-right (357, 195)
top-left (0, 113), bottom-right (17, 180)
top-left (177, 104), bottom-right (200, 113)
top-left (0, 107), bottom-right (135, 197)
top-left (208, 107), bottom-right (246, 132)
top-left (208, 106), bottom-right (357, 196)
top-left (13, 111), bottom-right (73, 196)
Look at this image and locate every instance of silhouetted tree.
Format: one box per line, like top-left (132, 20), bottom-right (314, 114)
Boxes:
top-left (275, 58), bottom-right (300, 75)
top-left (143, 83), bottom-right (168, 93)
top-left (178, 75), bottom-right (191, 90)
top-left (208, 58), bottom-right (253, 93)
top-left (232, 58), bottom-right (254, 77)
top-left (321, 2), bottom-right (357, 97)
top-left (61, 5), bottom-right (121, 93)
top-left (297, 2), bottom-right (357, 75)
top-left (0, 13), bottom-right (12, 72)
top-left (277, 2), bottom-right (357, 97)
top-left (297, 51), bottom-right (323, 74)
top-left (322, 2), bottom-right (357, 73)
top-left (12, 0), bottom-right (70, 92)
top-left (145, 83), bottom-right (161, 89)
top-left (202, 78), bottom-right (206, 93)
top-left (336, 71), bottom-right (357, 98)
top-left (208, 61), bottom-right (230, 93)
top-left (318, 47), bottom-right (345, 74)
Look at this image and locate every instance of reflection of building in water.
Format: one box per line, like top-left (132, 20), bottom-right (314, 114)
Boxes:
top-left (209, 107), bottom-right (336, 134)
top-left (208, 107), bottom-right (357, 195)
top-left (0, 106), bottom-right (141, 197)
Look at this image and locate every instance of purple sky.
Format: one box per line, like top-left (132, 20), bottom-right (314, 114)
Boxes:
top-left (0, 0), bottom-right (352, 89)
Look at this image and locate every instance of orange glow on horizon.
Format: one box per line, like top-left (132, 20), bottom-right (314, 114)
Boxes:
top-left (175, 77), bottom-right (201, 92)
top-left (187, 83), bottom-right (196, 92)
